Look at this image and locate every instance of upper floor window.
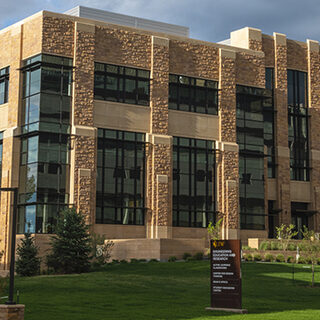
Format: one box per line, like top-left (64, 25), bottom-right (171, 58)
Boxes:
top-left (288, 70), bottom-right (307, 108)
top-left (287, 70), bottom-right (309, 181)
top-left (169, 75), bottom-right (218, 115)
top-left (21, 54), bottom-right (73, 134)
top-left (0, 66), bottom-right (9, 104)
top-left (94, 63), bottom-right (150, 106)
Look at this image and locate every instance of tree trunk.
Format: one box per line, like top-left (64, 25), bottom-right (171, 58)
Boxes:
top-left (312, 262), bottom-right (315, 287)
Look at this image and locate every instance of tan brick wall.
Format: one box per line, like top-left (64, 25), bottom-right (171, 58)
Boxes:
top-left (249, 39), bottom-right (263, 52)
top-left (287, 40), bottom-right (308, 71)
top-left (22, 14), bottom-right (43, 59)
top-left (0, 305), bottom-right (24, 320)
top-left (0, 27), bottom-right (22, 269)
top-left (169, 40), bottom-right (219, 80)
top-left (95, 26), bottom-right (151, 69)
top-left (0, 31), bottom-right (11, 68)
top-left (42, 15), bottom-right (74, 57)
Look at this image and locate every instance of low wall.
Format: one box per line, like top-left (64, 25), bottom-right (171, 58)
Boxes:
top-left (110, 238), bottom-right (209, 261)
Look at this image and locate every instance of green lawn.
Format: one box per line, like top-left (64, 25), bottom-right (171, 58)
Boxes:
top-left (7, 261), bottom-right (320, 320)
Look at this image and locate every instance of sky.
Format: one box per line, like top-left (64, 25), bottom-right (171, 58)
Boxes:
top-left (1, 0), bottom-right (320, 43)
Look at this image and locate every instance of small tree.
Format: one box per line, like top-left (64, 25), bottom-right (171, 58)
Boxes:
top-left (275, 224), bottom-right (298, 251)
top-left (299, 227), bottom-right (320, 287)
top-left (207, 218), bottom-right (223, 241)
top-left (46, 207), bottom-right (92, 274)
top-left (16, 233), bottom-right (41, 276)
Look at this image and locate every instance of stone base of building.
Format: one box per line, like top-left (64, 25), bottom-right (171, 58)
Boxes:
top-left (110, 238), bottom-right (209, 261)
top-left (0, 304), bottom-right (25, 320)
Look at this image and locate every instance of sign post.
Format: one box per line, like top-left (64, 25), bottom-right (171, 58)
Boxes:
top-left (206, 239), bottom-right (247, 313)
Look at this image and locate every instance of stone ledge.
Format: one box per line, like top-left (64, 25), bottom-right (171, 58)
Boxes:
top-left (152, 36), bottom-right (169, 47)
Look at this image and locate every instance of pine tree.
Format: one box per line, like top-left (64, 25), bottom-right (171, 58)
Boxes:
top-left (16, 233), bottom-right (41, 277)
top-left (46, 207), bottom-right (92, 274)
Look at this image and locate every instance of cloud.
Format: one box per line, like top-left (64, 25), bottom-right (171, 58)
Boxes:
top-left (1, 0), bottom-right (320, 42)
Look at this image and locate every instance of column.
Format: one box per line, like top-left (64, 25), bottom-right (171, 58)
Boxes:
top-left (70, 22), bottom-right (96, 225)
top-left (147, 36), bottom-right (172, 239)
top-left (274, 32), bottom-right (291, 225)
top-left (219, 48), bottom-right (239, 240)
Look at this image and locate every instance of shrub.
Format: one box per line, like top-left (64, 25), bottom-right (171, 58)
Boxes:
top-left (112, 259), bottom-right (120, 264)
top-left (317, 258), bottom-right (320, 265)
top-left (276, 254), bottom-right (285, 262)
top-left (16, 233), bottom-right (41, 277)
top-left (193, 252), bottom-right (204, 260)
top-left (139, 259), bottom-right (147, 263)
top-left (244, 253), bottom-right (253, 261)
top-left (271, 241), bottom-right (282, 250)
top-left (253, 254), bottom-right (262, 261)
top-left (186, 256), bottom-right (195, 262)
top-left (183, 253), bottom-right (192, 260)
top-left (0, 276), bottom-right (8, 298)
top-left (130, 258), bottom-right (139, 263)
top-left (298, 257), bottom-right (306, 264)
top-left (242, 245), bottom-right (251, 250)
top-left (259, 241), bottom-right (271, 250)
top-left (46, 208), bottom-right (92, 274)
top-left (287, 243), bottom-right (296, 251)
top-left (168, 256), bottom-right (177, 262)
top-left (287, 256), bottom-right (295, 263)
top-left (264, 253), bottom-right (274, 262)
top-left (148, 259), bottom-right (159, 263)
top-left (120, 259), bottom-right (128, 264)
top-left (305, 257), bottom-right (312, 265)
top-left (91, 233), bottom-right (114, 266)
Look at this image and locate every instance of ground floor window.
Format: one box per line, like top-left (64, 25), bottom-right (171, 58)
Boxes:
top-left (172, 137), bottom-right (216, 228)
top-left (96, 128), bottom-right (145, 225)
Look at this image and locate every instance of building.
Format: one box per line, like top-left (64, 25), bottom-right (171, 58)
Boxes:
top-left (0, 6), bottom-right (320, 268)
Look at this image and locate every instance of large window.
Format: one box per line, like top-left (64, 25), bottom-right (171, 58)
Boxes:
top-left (173, 137), bottom-right (216, 228)
top-left (18, 54), bottom-right (72, 234)
top-left (0, 66), bottom-right (9, 104)
top-left (264, 68), bottom-right (276, 178)
top-left (169, 75), bottom-right (218, 115)
top-left (96, 129), bottom-right (145, 225)
top-left (237, 86), bottom-right (271, 230)
top-left (288, 70), bottom-right (309, 181)
top-left (94, 63), bottom-right (150, 106)
top-left (21, 54), bottom-right (72, 134)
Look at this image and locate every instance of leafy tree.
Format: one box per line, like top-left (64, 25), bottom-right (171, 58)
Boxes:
top-left (299, 227), bottom-right (320, 287)
top-left (46, 208), bottom-right (92, 274)
top-left (16, 233), bottom-right (41, 276)
top-left (275, 224), bottom-right (298, 251)
top-left (207, 218), bottom-right (223, 241)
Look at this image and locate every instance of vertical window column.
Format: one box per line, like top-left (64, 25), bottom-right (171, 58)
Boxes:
top-left (173, 137), bottom-right (216, 228)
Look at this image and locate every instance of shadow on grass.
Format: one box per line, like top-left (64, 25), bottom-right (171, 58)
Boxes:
top-left (15, 261), bottom-right (320, 320)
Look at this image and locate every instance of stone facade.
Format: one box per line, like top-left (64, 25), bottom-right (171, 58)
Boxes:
top-left (0, 12), bottom-right (320, 267)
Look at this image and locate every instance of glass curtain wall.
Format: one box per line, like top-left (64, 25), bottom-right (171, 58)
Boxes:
top-left (237, 85), bottom-right (272, 230)
top-left (287, 70), bottom-right (309, 181)
top-left (96, 129), bottom-right (145, 225)
top-left (18, 54), bottom-right (72, 234)
top-left (173, 137), bottom-right (216, 227)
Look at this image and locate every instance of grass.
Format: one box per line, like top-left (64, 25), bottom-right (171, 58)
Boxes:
top-left (4, 261), bottom-right (320, 320)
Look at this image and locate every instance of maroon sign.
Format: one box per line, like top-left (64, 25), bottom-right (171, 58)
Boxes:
top-left (210, 240), bottom-right (242, 310)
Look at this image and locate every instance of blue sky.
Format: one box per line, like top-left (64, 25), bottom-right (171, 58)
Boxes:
top-left (1, 0), bottom-right (320, 43)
